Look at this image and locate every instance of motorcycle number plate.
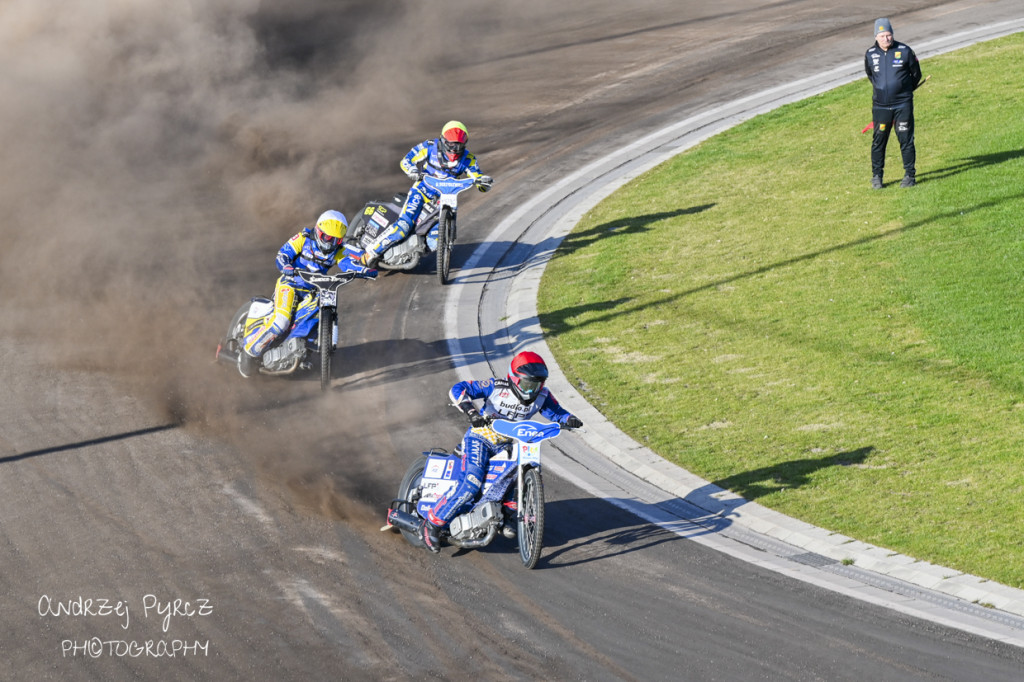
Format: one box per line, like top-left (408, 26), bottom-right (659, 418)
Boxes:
top-left (424, 457), bottom-right (455, 480)
top-left (520, 442), bottom-right (541, 466)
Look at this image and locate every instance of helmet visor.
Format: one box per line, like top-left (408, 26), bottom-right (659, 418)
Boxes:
top-left (441, 138), bottom-right (465, 159)
top-left (517, 377), bottom-right (544, 397)
top-left (315, 228), bottom-right (341, 249)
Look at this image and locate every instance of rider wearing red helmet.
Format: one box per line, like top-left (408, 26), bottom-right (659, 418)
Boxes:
top-left (360, 121), bottom-right (493, 267)
top-left (418, 351), bottom-right (583, 552)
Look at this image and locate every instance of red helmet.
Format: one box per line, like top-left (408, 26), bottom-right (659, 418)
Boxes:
top-left (439, 120), bottom-right (468, 168)
top-left (508, 351), bottom-right (548, 404)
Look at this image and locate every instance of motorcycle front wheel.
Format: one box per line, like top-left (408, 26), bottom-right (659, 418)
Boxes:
top-left (397, 459), bottom-right (427, 548)
top-left (518, 468), bottom-right (545, 569)
top-left (318, 308), bottom-right (334, 391)
top-left (436, 208), bottom-right (453, 285)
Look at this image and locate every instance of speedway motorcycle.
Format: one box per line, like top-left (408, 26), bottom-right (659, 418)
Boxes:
top-left (382, 417), bottom-right (561, 569)
top-left (215, 267), bottom-right (376, 391)
top-left (347, 173), bottom-right (492, 285)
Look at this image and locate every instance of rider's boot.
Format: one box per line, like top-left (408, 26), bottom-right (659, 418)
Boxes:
top-left (359, 250), bottom-right (379, 269)
top-left (419, 519), bottom-right (442, 553)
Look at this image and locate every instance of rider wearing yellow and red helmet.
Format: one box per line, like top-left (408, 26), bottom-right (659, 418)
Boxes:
top-left (238, 210), bottom-right (369, 377)
top-left (360, 121), bottom-right (492, 267)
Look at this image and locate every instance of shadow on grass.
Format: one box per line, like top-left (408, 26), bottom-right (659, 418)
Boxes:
top-left (541, 192), bottom-right (1023, 334)
top-left (712, 446), bottom-right (874, 501)
top-left (920, 147), bottom-right (1024, 182)
top-left (560, 204), bottom-right (715, 252)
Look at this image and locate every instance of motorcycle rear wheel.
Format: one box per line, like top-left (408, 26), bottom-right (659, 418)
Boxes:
top-left (436, 208), bottom-right (453, 285)
top-left (517, 468), bottom-right (545, 569)
top-left (397, 458), bottom-right (427, 548)
top-left (226, 303), bottom-right (251, 352)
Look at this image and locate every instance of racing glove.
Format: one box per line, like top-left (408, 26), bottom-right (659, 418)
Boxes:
top-left (563, 415), bottom-right (583, 429)
top-left (475, 175), bottom-right (494, 192)
top-left (461, 404), bottom-right (488, 428)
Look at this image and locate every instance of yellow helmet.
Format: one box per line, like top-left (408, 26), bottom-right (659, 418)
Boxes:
top-left (314, 210), bottom-right (347, 251)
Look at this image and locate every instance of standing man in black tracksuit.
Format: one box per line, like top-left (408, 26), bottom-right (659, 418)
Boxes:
top-left (865, 17), bottom-right (924, 189)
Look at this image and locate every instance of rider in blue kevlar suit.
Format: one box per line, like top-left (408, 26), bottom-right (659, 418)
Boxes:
top-left (419, 351), bottom-right (583, 552)
top-left (238, 210), bottom-right (372, 377)
top-left (360, 120), bottom-right (492, 268)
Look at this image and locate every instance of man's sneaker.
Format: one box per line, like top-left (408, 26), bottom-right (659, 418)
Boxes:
top-left (900, 175), bottom-right (916, 188)
top-left (871, 176), bottom-right (883, 190)
top-left (237, 348), bottom-right (258, 378)
top-left (420, 519), bottom-right (441, 553)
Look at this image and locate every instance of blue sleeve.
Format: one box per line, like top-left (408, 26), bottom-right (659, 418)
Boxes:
top-left (463, 151), bottom-right (484, 179)
top-left (449, 378), bottom-right (494, 406)
top-left (538, 390), bottom-right (572, 424)
top-left (276, 233), bottom-right (303, 273)
top-left (400, 141), bottom-right (430, 176)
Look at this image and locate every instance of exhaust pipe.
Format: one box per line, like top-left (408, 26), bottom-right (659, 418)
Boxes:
top-left (215, 343), bottom-right (239, 365)
top-left (383, 506), bottom-right (421, 534)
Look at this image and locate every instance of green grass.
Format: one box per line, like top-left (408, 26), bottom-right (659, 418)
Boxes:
top-left (538, 34), bottom-right (1024, 587)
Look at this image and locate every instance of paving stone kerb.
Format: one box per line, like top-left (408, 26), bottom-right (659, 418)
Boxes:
top-left (446, 18), bottom-right (1024, 623)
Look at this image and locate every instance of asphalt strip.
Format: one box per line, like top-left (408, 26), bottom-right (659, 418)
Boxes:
top-left (445, 18), bottom-right (1024, 647)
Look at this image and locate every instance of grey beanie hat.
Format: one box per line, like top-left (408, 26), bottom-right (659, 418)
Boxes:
top-left (874, 18), bottom-right (893, 36)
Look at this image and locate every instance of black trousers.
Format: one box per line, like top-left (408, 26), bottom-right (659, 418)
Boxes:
top-left (871, 101), bottom-right (916, 178)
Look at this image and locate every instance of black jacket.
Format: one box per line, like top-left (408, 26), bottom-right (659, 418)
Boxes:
top-left (865, 42), bottom-right (922, 106)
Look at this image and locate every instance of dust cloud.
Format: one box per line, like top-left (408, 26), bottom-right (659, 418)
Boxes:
top-left (0, 1), bottom-right (472, 410)
top-left (0, 0), bottom-right (568, 515)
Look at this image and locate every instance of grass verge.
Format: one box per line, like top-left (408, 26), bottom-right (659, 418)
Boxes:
top-left (538, 34), bottom-right (1024, 587)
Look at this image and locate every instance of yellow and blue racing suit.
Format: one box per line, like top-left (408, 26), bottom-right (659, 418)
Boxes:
top-left (243, 228), bottom-right (365, 357)
top-left (365, 138), bottom-right (489, 258)
top-left (425, 377), bottom-right (577, 529)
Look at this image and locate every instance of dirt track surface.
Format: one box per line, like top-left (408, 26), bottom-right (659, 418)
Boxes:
top-left (4, 1), bottom-right (1024, 679)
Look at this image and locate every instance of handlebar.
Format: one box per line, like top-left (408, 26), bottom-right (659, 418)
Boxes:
top-left (291, 266), bottom-right (377, 286)
top-left (454, 404), bottom-right (579, 431)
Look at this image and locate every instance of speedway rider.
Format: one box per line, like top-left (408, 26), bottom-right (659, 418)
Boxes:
top-left (419, 351), bottom-right (583, 552)
top-left (238, 210), bottom-right (371, 377)
top-left (359, 120), bottom-right (492, 268)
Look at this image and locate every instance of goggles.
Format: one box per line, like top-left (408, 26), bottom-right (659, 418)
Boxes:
top-left (517, 377), bottom-right (543, 395)
top-left (443, 140), bottom-right (465, 157)
top-left (316, 229), bottom-right (342, 247)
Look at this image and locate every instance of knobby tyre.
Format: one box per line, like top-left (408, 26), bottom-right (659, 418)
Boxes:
top-left (319, 309), bottom-right (333, 391)
top-left (437, 208), bottom-right (452, 285)
top-left (227, 303), bottom-right (250, 353)
top-left (518, 468), bottom-right (545, 569)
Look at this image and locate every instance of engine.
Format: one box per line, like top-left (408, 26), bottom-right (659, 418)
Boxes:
top-left (448, 501), bottom-right (501, 542)
top-left (381, 234), bottom-right (424, 268)
top-left (261, 337), bottom-right (306, 372)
